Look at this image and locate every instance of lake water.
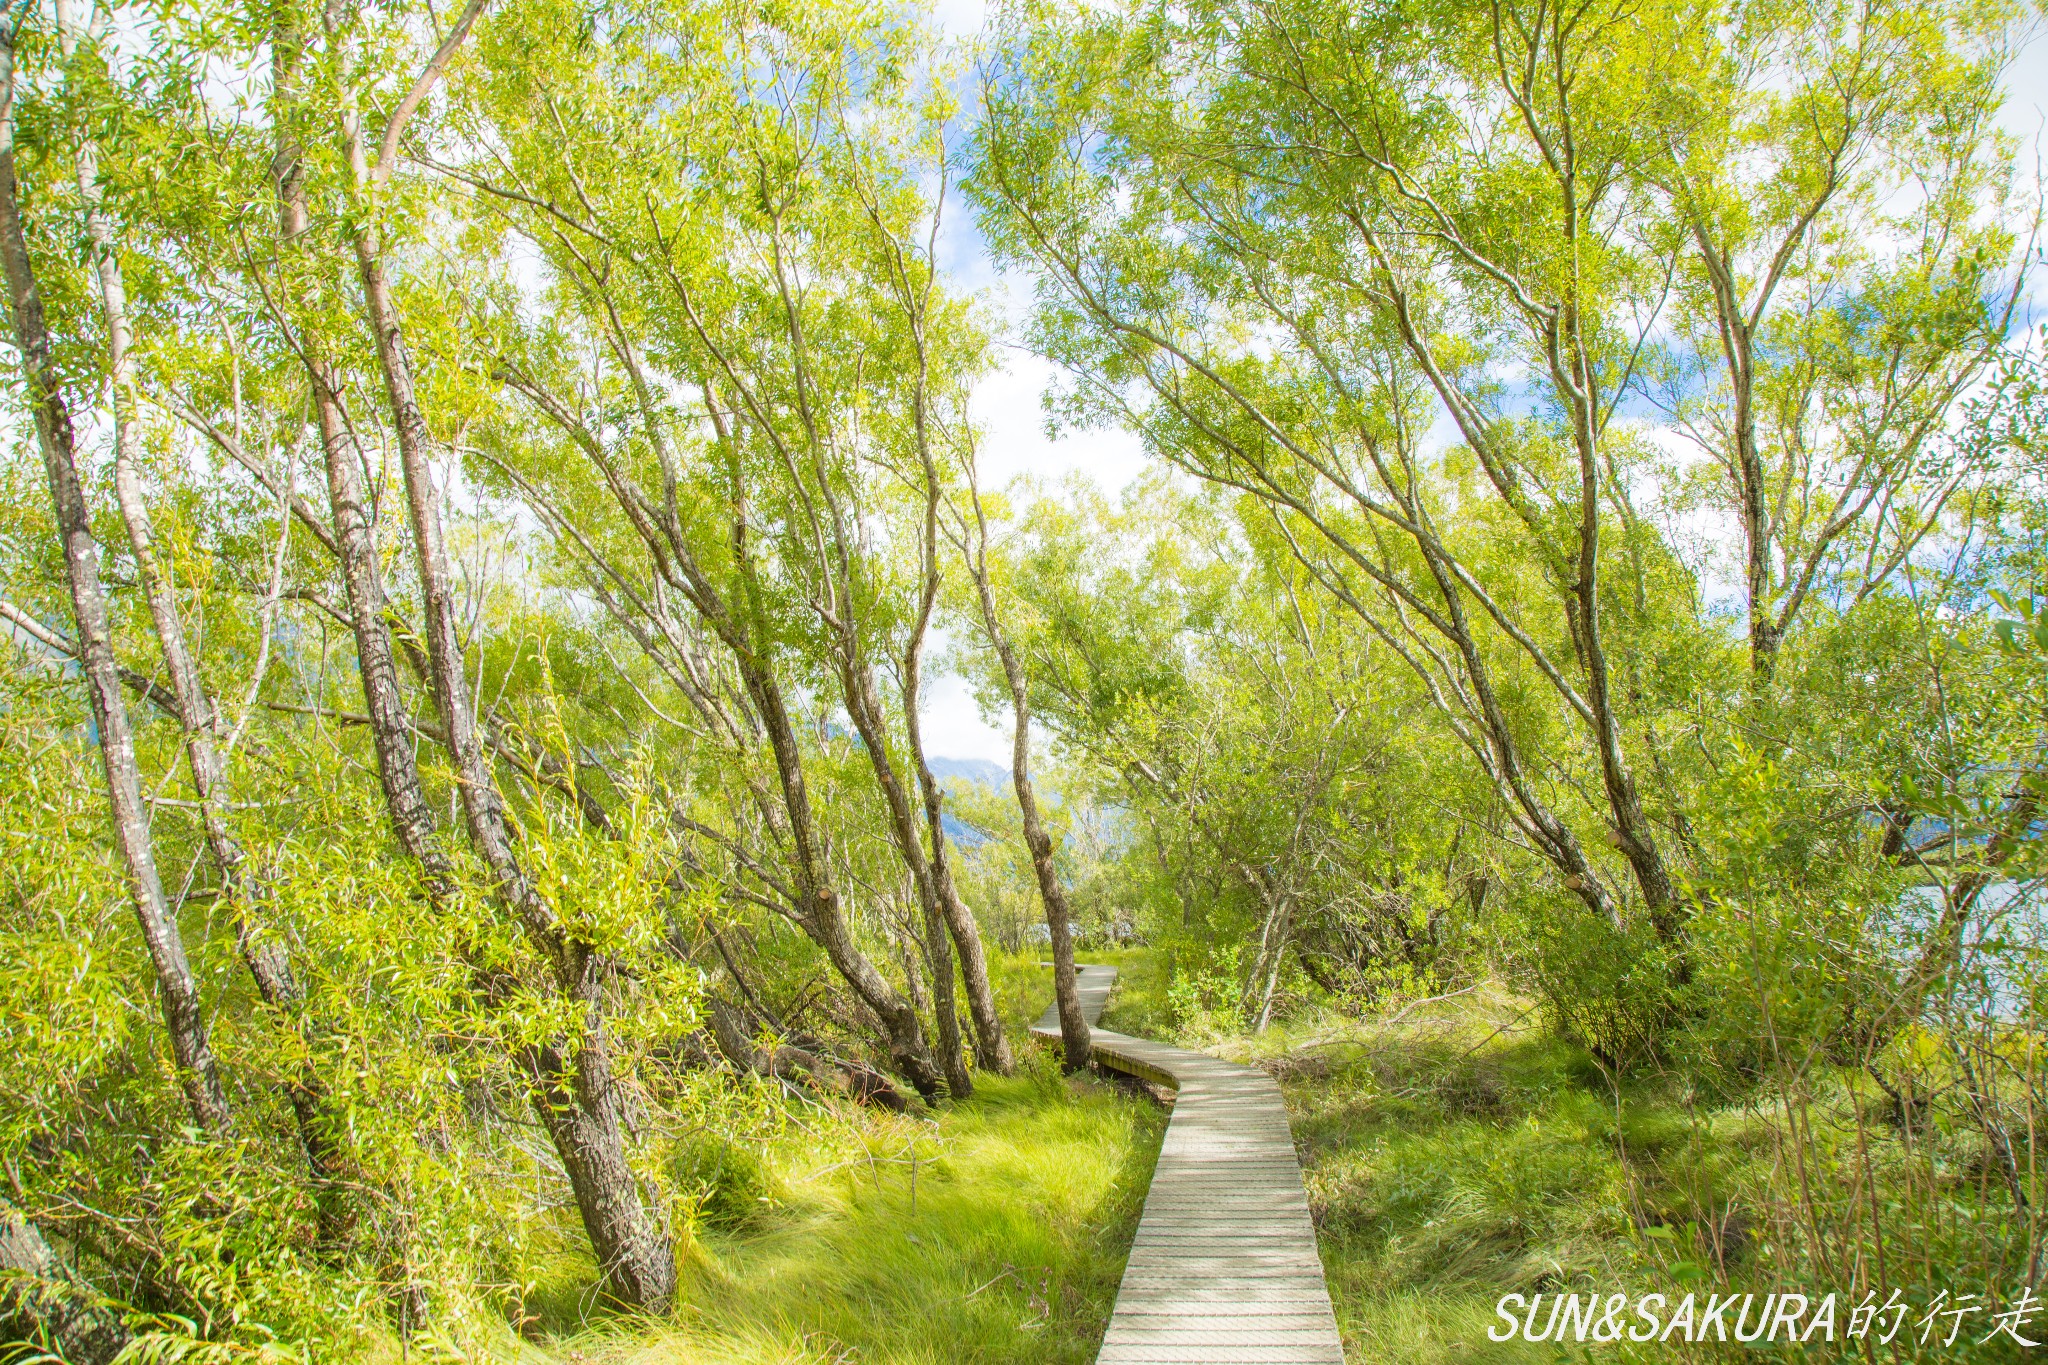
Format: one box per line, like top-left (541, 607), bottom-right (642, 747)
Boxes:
top-left (1894, 880), bottom-right (2042, 1022)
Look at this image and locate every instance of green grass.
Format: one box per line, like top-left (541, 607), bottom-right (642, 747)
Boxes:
top-left (526, 956), bottom-right (1167, 1364)
top-left (1095, 964), bottom-right (1771, 1364)
top-left (1276, 1007), bottom-right (1651, 1365)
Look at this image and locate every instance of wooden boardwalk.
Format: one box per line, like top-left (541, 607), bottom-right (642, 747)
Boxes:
top-left (1033, 964), bottom-right (1345, 1364)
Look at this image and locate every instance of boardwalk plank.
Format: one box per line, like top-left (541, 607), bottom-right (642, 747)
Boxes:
top-left (1032, 964), bottom-right (1345, 1365)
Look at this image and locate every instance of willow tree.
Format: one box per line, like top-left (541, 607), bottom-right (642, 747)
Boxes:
top-left (970, 0), bottom-right (2027, 945)
top-left (457, 0), bottom-right (1009, 1096)
top-left (38, 0), bottom-right (692, 1306)
top-left (975, 475), bottom-right (1479, 1028)
top-left (1648, 0), bottom-right (2025, 680)
top-left (0, 0), bottom-right (231, 1138)
top-left (949, 450), bottom-right (1092, 1068)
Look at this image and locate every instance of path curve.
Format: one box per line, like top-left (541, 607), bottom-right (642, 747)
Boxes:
top-left (1034, 964), bottom-right (1345, 1364)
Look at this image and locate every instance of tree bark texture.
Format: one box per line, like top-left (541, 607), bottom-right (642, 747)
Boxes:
top-left (346, 103), bottom-right (673, 1300)
top-left (0, 14), bottom-right (231, 1137)
top-left (269, 18), bottom-right (453, 896)
top-left (0, 1203), bottom-right (129, 1365)
top-left (961, 490), bottom-right (1090, 1071)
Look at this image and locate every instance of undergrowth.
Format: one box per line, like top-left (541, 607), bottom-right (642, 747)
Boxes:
top-left (524, 956), bottom-right (1167, 1365)
top-left (1139, 968), bottom-right (2039, 1364)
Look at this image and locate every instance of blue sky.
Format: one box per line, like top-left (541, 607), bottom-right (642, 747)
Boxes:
top-left (911, 0), bottom-right (1150, 765)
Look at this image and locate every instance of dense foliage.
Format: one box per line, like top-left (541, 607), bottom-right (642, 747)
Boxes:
top-left (0, 0), bottom-right (2042, 1358)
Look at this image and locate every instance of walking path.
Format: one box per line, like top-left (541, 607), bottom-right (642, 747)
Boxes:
top-left (1033, 963), bottom-right (1345, 1364)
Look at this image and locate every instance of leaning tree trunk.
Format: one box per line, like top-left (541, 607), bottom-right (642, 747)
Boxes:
top-left (346, 158), bottom-right (673, 1306)
top-left (899, 518), bottom-right (1011, 1077)
top-left (917, 875), bottom-right (973, 1098)
top-left (498, 348), bottom-right (947, 1102)
top-left (1251, 889), bottom-right (1296, 1036)
top-left (61, 11), bottom-right (339, 1188)
top-left (1015, 722), bottom-right (1091, 1071)
top-left (1555, 313), bottom-right (1681, 940)
top-left (738, 653), bottom-right (948, 1099)
top-left (520, 1000), bottom-right (675, 1309)
top-left (268, 18), bottom-right (452, 898)
top-left (0, 12), bottom-right (230, 1137)
top-left (960, 483), bottom-right (1089, 1071)
top-left (871, 159), bottom-right (1012, 1081)
top-left (840, 659), bottom-right (973, 1097)
top-left (705, 997), bottom-right (908, 1112)
top-left (356, 259), bottom-right (676, 1307)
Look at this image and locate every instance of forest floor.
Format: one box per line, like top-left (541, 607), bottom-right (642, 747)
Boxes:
top-left (533, 951), bottom-right (1167, 1365)
top-left (1092, 953), bottom-right (1803, 1365)
top-left (528, 949), bottom-right (1915, 1365)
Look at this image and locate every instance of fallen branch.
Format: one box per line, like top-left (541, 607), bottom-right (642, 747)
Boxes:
top-left (1452, 1004), bottom-right (1540, 1063)
top-left (705, 997), bottom-right (907, 1112)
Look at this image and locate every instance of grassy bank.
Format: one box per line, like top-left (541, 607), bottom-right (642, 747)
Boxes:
top-left (523, 956), bottom-right (1164, 1365)
top-left (1257, 990), bottom-right (1655, 1365)
top-left (1096, 951), bottom-right (2036, 1364)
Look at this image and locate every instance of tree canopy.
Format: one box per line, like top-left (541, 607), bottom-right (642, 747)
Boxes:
top-left (0, 0), bottom-right (2043, 1355)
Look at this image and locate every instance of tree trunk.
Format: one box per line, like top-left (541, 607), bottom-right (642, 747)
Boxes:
top-left (1019, 749), bottom-right (1090, 1071)
top-left (65, 10), bottom-right (337, 1185)
top-left (344, 94), bottom-right (672, 1299)
top-left (354, 259), bottom-right (675, 1307)
top-left (0, 1202), bottom-right (129, 1365)
top-left (353, 237), bottom-right (537, 922)
top-left (1688, 228), bottom-right (1781, 683)
top-left (918, 876), bottom-right (971, 1098)
top-left (1252, 893), bottom-right (1295, 1035)
top-left (960, 483), bottom-right (1090, 1071)
top-left (902, 665), bottom-right (1011, 1080)
top-left (0, 15), bottom-right (230, 1137)
top-left (897, 473), bottom-right (1011, 1078)
top-left (737, 654), bottom-right (947, 1098)
top-left (890, 909), bottom-right (934, 1016)
top-left (499, 284), bottom-right (946, 1103)
top-left (269, 18), bottom-right (452, 897)
top-left (309, 357), bottom-right (455, 891)
top-left (522, 1016), bottom-right (673, 1309)
top-left (706, 997), bottom-right (908, 1112)
top-left (840, 660), bottom-right (973, 1096)
top-left (741, 654), bottom-right (946, 1096)
top-left (890, 168), bottom-right (1012, 1079)
top-left (1734, 362), bottom-right (1778, 684)
top-left (1569, 507), bottom-right (1683, 940)
top-left (1554, 304), bottom-right (1682, 939)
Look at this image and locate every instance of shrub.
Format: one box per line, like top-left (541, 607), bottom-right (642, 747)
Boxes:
top-left (670, 1134), bottom-right (782, 1233)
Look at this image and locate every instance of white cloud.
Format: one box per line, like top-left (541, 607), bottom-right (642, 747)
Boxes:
top-left (921, 671), bottom-right (1016, 764)
top-left (921, 150), bottom-right (1152, 759)
top-left (930, 0), bottom-right (990, 41)
top-left (972, 344), bottom-right (1150, 493)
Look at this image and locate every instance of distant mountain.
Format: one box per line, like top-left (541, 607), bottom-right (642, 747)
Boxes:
top-left (941, 812), bottom-right (992, 848)
top-left (927, 757), bottom-right (1007, 847)
top-left (926, 756), bottom-right (1010, 789)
